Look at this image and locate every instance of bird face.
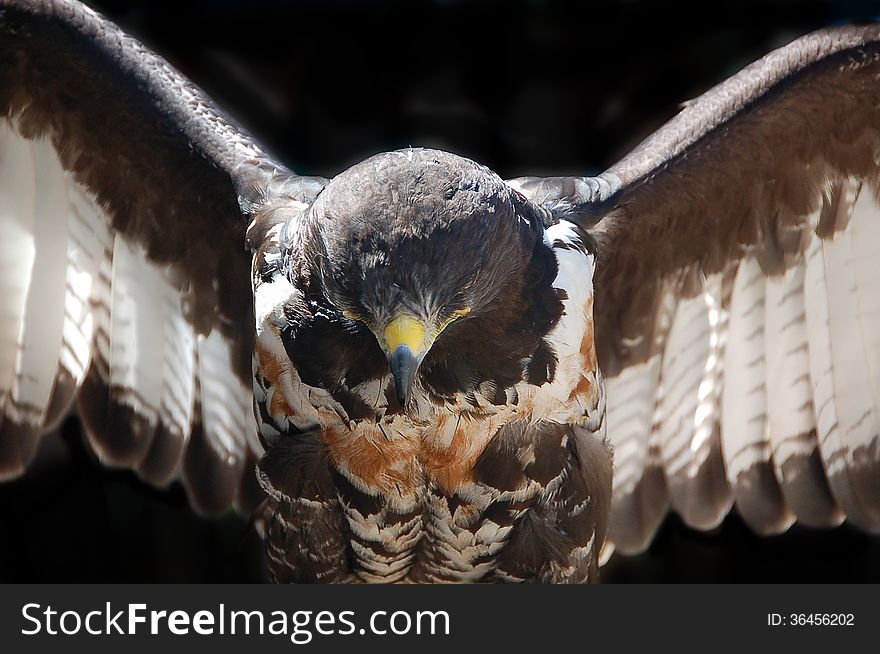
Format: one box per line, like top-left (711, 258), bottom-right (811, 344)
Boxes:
top-left (344, 303), bottom-right (473, 407)
top-left (315, 191), bottom-right (515, 408)
top-left (284, 149), bottom-right (561, 414)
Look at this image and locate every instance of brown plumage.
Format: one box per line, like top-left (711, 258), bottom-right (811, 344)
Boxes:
top-left (2, 0), bottom-right (880, 581)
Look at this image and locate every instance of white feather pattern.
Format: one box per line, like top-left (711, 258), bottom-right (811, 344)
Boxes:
top-left (197, 330), bottom-right (251, 462)
top-left (722, 255), bottom-right (793, 534)
top-left (605, 355), bottom-right (667, 552)
top-left (533, 220), bottom-right (596, 422)
top-left (136, 266), bottom-right (197, 485)
top-left (765, 251), bottom-right (841, 526)
top-left (0, 121), bottom-right (257, 514)
top-left (803, 225), bottom-right (874, 528)
top-left (847, 182), bottom-right (880, 518)
top-left (656, 274), bottom-right (730, 528)
top-left (102, 236), bottom-right (165, 465)
top-left (820, 183), bottom-right (880, 525)
top-left (607, 357), bottom-right (660, 500)
top-left (4, 137), bottom-right (68, 433)
top-left (609, 178), bottom-right (880, 542)
top-left (0, 120), bottom-right (36, 436)
top-left (657, 294), bottom-right (708, 484)
top-left (158, 280), bottom-right (196, 448)
top-left (45, 183), bottom-right (113, 430)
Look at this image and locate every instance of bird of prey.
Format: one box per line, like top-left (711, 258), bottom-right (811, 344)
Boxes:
top-left (2, 0), bottom-right (880, 583)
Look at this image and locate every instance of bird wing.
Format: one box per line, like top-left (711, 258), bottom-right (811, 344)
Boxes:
top-left (596, 24), bottom-right (880, 553)
top-left (0, 0), bottom-right (311, 516)
top-left (516, 25), bottom-right (880, 554)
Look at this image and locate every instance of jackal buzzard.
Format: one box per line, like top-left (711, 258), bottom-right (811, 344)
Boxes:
top-left (2, 0), bottom-right (879, 582)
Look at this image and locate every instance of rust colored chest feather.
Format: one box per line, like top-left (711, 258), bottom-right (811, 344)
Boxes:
top-left (257, 398), bottom-right (609, 583)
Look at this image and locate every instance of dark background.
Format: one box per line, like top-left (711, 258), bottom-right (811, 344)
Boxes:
top-left (2, 0), bottom-right (880, 583)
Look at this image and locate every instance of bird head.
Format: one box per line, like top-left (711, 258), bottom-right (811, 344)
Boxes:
top-left (285, 148), bottom-right (564, 414)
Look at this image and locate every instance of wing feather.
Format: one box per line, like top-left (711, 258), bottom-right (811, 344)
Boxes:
top-left (0, 120), bottom-right (36, 445)
top-left (590, 27), bottom-right (880, 546)
top-left (765, 249), bottom-right (842, 526)
top-left (44, 181), bottom-right (110, 430)
top-left (184, 330), bottom-right (254, 515)
top-left (823, 187), bottom-right (880, 524)
top-left (604, 357), bottom-right (668, 553)
top-left (0, 0), bottom-right (313, 517)
top-left (0, 132), bottom-right (55, 477)
top-left (657, 274), bottom-right (732, 529)
top-left (136, 276), bottom-right (196, 485)
top-left (0, 114), bottom-right (264, 516)
top-left (722, 255), bottom-right (793, 534)
top-left (103, 236), bottom-right (165, 466)
top-left (515, 25), bottom-right (880, 548)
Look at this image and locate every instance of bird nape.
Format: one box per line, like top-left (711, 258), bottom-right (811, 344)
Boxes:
top-left (1, 0), bottom-right (880, 583)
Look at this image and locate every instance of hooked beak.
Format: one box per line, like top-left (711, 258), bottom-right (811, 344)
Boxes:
top-left (383, 314), bottom-right (428, 407)
top-left (388, 344), bottom-right (420, 407)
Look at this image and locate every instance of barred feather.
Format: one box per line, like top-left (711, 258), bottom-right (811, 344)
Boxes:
top-left (0, 117), bottom-right (260, 515)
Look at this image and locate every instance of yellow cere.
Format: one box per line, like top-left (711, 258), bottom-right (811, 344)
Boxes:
top-left (384, 315), bottom-right (427, 353)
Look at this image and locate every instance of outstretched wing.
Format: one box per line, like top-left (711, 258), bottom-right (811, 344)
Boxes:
top-left (517, 25), bottom-right (880, 554)
top-left (0, 0), bottom-right (300, 515)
